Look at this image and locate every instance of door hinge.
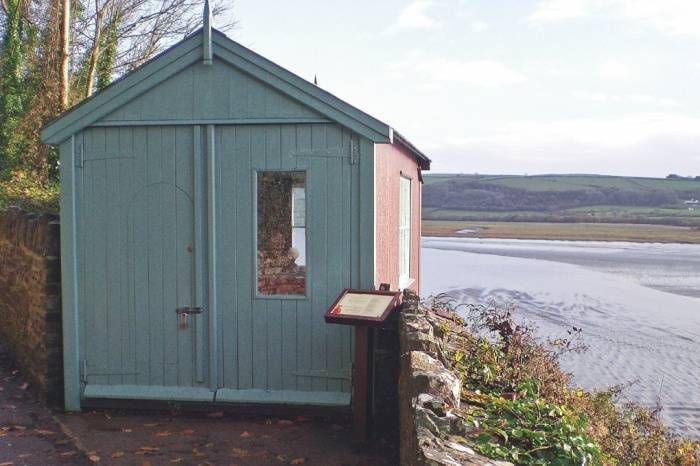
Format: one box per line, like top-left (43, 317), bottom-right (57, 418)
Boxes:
top-left (350, 139), bottom-right (358, 165)
top-left (75, 144), bottom-right (84, 168)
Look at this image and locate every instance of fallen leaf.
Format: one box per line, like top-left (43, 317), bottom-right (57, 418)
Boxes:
top-left (141, 462), bottom-right (152, 466)
top-left (59, 451), bottom-right (78, 457)
top-left (88, 454), bottom-right (101, 463)
top-left (169, 458), bottom-right (183, 464)
top-left (277, 419), bottom-right (293, 426)
top-left (155, 430), bottom-right (172, 437)
top-left (180, 428), bottom-right (195, 435)
top-left (204, 442), bottom-right (214, 448)
top-left (111, 451), bottom-right (125, 458)
top-left (11, 425), bottom-right (26, 431)
top-left (276, 454), bottom-right (288, 462)
top-left (35, 429), bottom-right (56, 435)
top-left (0, 461), bottom-right (14, 466)
top-left (207, 411), bottom-right (224, 419)
top-left (231, 447), bottom-right (249, 458)
top-left (19, 382), bottom-right (28, 390)
top-left (17, 454), bottom-right (31, 458)
top-left (290, 458), bottom-right (306, 465)
top-left (240, 430), bottom-right (252, 438)
top-left (143, 423), bottom-right (159, 427)
top-left (295, 416), bottom-right (311, 423)
top-left (121, 428), bottom-right (133, 433)
top-left (138, 446), bottom-right (160, 452)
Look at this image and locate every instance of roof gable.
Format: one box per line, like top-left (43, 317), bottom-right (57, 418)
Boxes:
top-left (100, 59), bottom-right (326, 123)
top-left (41, 28), bottom-right (430, 169)
top-left (41, 29), bottom-right (391, 144)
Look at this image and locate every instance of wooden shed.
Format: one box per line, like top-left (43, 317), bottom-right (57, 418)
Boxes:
top-left (42, 14), bottom-right (430, 411)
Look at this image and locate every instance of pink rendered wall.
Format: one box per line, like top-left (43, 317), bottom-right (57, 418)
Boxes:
top-left (374, 142), bottom-right (422, 293)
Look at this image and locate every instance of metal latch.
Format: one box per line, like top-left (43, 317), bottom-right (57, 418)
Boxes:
top-left (175, 306), bottom-right (203, 315)
top-left (176, 306), bottom-right (203, 330)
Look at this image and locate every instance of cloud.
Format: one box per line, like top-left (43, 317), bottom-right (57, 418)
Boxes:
top-left (529, 0), bottom-right (700, 37)
top-left (443, 112), bottom-right (700, 149)
top-left (528, 0), bottom-right (590, 23)
top-left (387, 1), bottom-right (439, 33)
top-left (388, 52), bottom-right (527, 88)
top-left (471, 21), bottom-right (489, 32)
top-left (595, 61), bottom-right (633, 80)
top-left (572, 90), bottom-right (679, 107)
top-left (425, 112), bottom-right (700, 176)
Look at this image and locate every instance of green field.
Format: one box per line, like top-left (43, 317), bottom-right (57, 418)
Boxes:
top-left (423, 173), bottom-right (700, 227)
top-left (423, 173), bottom-right (700, 192)
top-left (423, 220), bottom-right (700, 244)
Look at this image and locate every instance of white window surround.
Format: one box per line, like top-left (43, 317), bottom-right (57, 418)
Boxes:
top-left (399, 175), bottom-right (412, 288)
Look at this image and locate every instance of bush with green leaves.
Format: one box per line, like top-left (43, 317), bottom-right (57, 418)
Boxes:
top-left (428, 295), bottom-right (699, 466)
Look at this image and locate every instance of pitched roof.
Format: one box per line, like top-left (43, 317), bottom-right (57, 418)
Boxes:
top-left (41, 28), bottom-right (430, 169)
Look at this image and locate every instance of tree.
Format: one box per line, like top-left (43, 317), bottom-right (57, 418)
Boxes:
top-left (59, 0), bottom-right (70, 109)
top-left (0, 0), bottom-right (234, 183)
top-left (0, 0), bottom-right (30, 173)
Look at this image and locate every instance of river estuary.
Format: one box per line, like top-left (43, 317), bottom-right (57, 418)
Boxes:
top-left (421, 237), bottom-right (700, 436)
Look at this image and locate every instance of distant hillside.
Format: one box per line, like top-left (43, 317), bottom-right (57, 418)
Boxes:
top-left (422, 174), bottom-right (700, 226)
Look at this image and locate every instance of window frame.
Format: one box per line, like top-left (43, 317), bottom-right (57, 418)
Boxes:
top-left (399, 174), bottom-right (412, 288)
top-left (253, 169), bottom-right (309, 300)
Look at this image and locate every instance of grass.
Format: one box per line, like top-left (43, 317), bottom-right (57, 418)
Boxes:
top-left (424, 296), bottom-right (700, 465)
top-left (425, 173), bottom-right (700, 193)
top-left (423, 220), bottom-right (700, 243)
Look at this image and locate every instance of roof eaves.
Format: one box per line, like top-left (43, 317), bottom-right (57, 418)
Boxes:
top-left (392, 130), bottom-right (431, 170)
top-left (211, 30), bottom-right (392, 143)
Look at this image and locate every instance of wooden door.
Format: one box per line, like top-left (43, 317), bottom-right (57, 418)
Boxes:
top-left (80, 126), bottom-right (213, 401)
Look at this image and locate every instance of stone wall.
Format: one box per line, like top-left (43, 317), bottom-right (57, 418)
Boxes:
top-left (0, 207), bottom-right (62, 401)
top-left (398, 295), bottom-right (512, 466)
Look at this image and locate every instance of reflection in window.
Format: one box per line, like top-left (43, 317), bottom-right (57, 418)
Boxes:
top-left (399, 176), bottom-right (411, 284)
top-left (257, 171), bottom-right (306, 295)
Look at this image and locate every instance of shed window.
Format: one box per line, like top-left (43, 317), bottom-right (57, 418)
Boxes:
top-left (257, 171), bottom-right (306, 296)
top-left (399, 176), bottom-right (411, 286)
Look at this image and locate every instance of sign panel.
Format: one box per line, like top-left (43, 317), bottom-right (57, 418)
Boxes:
top-left (324, 289), bottom-right (401, 326)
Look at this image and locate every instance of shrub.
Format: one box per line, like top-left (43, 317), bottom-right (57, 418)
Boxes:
top-left (426, 296), bottom-right (700, 466)
top-left (0, 169), bottom-right (59, 213)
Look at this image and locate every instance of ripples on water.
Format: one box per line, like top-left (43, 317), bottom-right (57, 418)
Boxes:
top-left (421, 238), bottom-right (700, 437)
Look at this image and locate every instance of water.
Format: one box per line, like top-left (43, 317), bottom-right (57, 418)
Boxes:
top-left (421, 237), bottom-right (700, 437)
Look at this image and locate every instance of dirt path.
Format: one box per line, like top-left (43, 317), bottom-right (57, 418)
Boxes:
top-left (57, 408), bottom-right (395, 465)
top-left (0, 341), bottom-right (395, 465)
top-left (0, 343), bottom-right (89, 465)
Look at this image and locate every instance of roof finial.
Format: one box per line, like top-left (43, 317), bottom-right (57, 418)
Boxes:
top-left (203, 0), bottom-right (213, 65)
top-left (314, 75), bottom-right (318, 85)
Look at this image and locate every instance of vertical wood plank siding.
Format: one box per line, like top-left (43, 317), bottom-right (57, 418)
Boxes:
top-left (215, 123), bottom-right (359, 397)
top-left (101, 61), bottom-right (324, 123)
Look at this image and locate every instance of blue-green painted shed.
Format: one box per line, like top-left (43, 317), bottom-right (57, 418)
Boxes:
top-left (42, 13), bottom-right (430, 411)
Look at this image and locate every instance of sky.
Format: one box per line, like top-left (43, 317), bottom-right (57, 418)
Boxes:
top-left (217, 1), bottom-right (700, 176)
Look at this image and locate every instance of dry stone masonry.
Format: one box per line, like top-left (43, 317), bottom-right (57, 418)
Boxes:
top-left (398, 294), bottom-right (513, 466)
top-left (0, 207), bottom-right (62, 401)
